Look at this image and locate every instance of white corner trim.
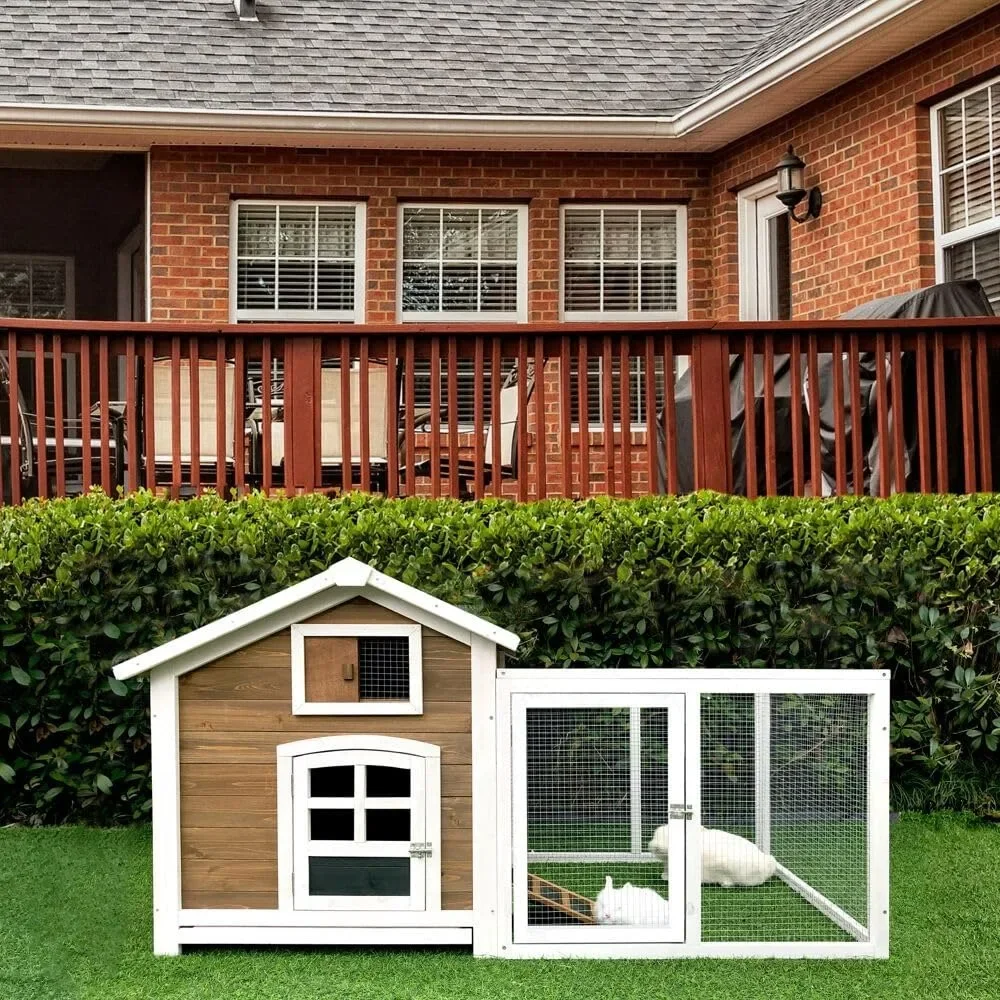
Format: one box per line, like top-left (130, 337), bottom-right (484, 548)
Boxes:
top-left (290, 623), bottom-right (423, 716)
top-left (112, 557), bottom-right (518, 681)
top-left (470, 636), bottom-right (499, 956)
top-left (150, 671), bottom-right (181, 956)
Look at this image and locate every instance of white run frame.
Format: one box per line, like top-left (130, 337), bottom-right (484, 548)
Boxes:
top-left (494, 668), bottom-right (890, 960)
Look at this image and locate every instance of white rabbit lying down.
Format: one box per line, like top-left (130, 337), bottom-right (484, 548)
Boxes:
top-left (593, 876), bottom-right (672, 926)
top-left (648, 825), bottom-right (777, 887)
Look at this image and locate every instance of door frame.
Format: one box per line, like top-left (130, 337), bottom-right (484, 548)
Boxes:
top-left (277, 735), bottom-right (442, 913)
top-left (508, 690), bottom-right (687, 945)
top-left (738, 177), bottom-right (787, 321)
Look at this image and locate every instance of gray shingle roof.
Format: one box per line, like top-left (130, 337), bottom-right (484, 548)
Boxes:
top-left (0, 0), bottom-right (872, 118)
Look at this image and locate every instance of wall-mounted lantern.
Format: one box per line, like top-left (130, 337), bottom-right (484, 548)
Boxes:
top-left (775, 146), bottom-right (822, 223)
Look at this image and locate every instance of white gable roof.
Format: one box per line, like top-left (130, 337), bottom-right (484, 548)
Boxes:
top-left (112, 557), bottom-right (519, 680)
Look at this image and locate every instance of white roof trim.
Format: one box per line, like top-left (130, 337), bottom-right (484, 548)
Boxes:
top-left (0, 0), bottom-right (992, 153)
top-left (112, 557), bottom-right (519, 680)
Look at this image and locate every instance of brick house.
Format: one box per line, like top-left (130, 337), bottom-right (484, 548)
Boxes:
top-left (1, 0), bottom-right (1000, 501)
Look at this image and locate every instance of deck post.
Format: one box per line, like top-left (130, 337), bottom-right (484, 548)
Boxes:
top-left (284, 336), bottom-right (320, 493)
top-left (691, 331), bottom-right (733, 492)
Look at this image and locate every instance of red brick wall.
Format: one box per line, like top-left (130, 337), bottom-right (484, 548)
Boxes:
top-left (149, 150), bottom-right (712, 323)
top-left (711, 5), bottom-right (1000, 320)
top-left (145, 8), bottom-right (1000, 497)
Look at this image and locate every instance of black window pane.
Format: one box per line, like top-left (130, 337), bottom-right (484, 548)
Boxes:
top-left (366, 765), bottom-right (411, 798)
top-left (310, 809), bottom-right (354, 841)
top-left (366, 809), bottom-right (411, 841)
top-left (309, 856), bottom-right (410, 896)
top-left (311, 765), bottom-right (354, 798)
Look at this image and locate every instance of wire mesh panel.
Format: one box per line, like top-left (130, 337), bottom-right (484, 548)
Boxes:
top-left (699, 692), bottom-right (869, 943)
top-left (514, 696), bottom-right (685, 942)
top-left (358, 636), bottom-right (410, 701)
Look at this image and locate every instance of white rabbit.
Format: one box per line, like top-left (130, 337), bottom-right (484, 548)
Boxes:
top-left (647, 825), bottom-right (777, 887)
top-left (592, 875), bottom-right (672, 925)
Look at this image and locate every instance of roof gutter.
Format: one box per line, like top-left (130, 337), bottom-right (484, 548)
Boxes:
top-left (672, 0), bottom-right (928, 135)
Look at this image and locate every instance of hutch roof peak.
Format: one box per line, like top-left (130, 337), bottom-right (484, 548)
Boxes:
top-left (113, 556), bottom-right (521, 683)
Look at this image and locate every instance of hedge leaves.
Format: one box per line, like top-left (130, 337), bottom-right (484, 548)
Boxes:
top-left (2, 489), bottom-right (1000, 823)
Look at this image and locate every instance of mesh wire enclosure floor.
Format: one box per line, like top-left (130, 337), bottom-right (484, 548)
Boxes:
top-left (358, 636), bottom-right (410, 701)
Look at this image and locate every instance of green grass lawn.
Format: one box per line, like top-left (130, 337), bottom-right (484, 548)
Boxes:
top-left (2, 814), bottom-right (999, 1000)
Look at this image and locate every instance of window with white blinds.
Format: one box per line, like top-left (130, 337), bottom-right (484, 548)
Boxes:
top-left (934, 79), bottom-right (1000, 308)
top-left (0, 255), bottom-right (73, 319)
top-left (562, 205), bottom-right (687, 320)
top-left (410, 357), bottom-right (518, 430)
top-left (399, 204), bottom-right (527, 321)
top-left (231, 201), bottom-right (365, 321)
top-left (569, 356), bottom-right (667, 429)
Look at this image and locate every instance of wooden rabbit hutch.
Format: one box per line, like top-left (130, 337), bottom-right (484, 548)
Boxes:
top-left (115, 559), bottom-right (890, 959)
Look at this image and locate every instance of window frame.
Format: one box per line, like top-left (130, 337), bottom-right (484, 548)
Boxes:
top-left (228, 199), bottom-right (366, 323)
top-left (397, 202), bottom-right (529, 323)
top-left (560, 203), bottom-right (688, 322)
top-left (0, 253), bottom-right (75, 320)
top-left (290, 623), bottom-right (423, 716)
top-left (930, 76), bottom-right (1000, 284)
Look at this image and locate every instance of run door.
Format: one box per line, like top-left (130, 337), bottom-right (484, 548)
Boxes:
top-left (509, 691), bottom-right (686, 945)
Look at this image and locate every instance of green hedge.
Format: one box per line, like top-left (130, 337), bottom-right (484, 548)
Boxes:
top-left (2, 490), bottom-right (1000, 824)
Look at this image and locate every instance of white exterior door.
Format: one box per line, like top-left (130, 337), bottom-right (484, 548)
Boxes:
top-left (739, 182), bottom-right (792, 321)
top-left (291, 748), bottom-right (428, 911)
top-left (509, 691), bottom-right (686, 945)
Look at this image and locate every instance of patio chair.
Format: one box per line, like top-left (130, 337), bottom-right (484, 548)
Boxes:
top-left (148, 358), bottom-right (237, 491)
top-left (402, 366), bottom-right (534, 499)
top-left (261, 362), bottom-right (390, 491)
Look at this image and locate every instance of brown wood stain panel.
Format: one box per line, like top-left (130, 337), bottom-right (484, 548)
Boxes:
top-left (178, 596), bottom-right (475, 911)
top-left (303, 636), bottom-right (359, 703)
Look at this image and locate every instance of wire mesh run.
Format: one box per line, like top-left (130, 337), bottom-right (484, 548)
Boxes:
top-left (516, 692), bottom-right (871, 944)
top-left (524, 707), bottom-right (674, 927)
top-left (699, 692), bottom-right (868, 942)
top-left (358, 637), bottom-right (410, 701)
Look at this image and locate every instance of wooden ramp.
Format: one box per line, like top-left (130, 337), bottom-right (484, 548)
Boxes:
top-left (526, 873), bottom-right (596, 924)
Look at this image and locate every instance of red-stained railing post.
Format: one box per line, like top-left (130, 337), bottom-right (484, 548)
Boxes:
top-left (284, 335), bottom-right (320, 493)
top-left (690, 331), bottom-right (733, 493)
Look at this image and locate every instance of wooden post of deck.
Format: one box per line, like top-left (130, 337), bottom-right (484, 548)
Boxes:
top-left (284, 336), bottom-right (320, 493)
top-left (691, 330), bottom-right (733, 493)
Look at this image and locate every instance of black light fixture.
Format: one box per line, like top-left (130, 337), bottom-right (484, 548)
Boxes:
top-left (775, 146), bottom-right (822, 223)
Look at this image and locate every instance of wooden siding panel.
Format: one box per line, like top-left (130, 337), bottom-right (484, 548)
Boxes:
top-left (178, 596), bottom-right (475, 911)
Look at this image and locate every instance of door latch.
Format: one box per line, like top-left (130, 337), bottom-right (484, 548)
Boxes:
top-left (668, 804), bottom-right (694, 820)
top-left (408, 842), bottom-right (433, 858)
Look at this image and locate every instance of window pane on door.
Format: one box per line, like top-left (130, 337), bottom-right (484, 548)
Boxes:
top-left (311, 765), bottom-right (354, 797)
top-left (366, 809), bottom-right (412, 841)
top-left (366, 765), bottom-right (411, 798)
top-left (308, 856), bottom-right (411, 896)
top-left (310, 809), bottom-right (355, 841)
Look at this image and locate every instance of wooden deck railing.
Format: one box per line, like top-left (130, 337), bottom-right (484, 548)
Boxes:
top-left (3, 317), bottom-right (1000, 504)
